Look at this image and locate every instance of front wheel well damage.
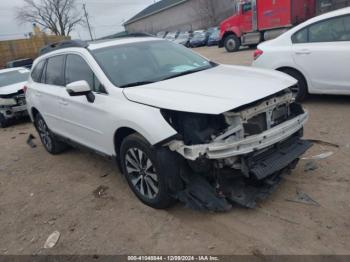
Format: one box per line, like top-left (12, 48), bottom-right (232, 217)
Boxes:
top-left (31, 107), bottom-right (39, 120)
top-left (114, 127), bottom-right (137, 173)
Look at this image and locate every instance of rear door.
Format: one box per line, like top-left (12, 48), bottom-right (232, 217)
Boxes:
top-left (33, 55), bottom-right (68, 133)
top-left (292, 14), bottom-right (350, 94)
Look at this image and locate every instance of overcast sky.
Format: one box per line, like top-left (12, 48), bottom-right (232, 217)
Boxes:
top-left (0, 0), bottom-right (156, 41)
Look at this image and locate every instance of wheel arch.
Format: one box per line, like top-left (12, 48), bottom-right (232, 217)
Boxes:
top-left (30, 107), bottom-right (40, 121)
top-left (276, 66), bottom-right (310, 92)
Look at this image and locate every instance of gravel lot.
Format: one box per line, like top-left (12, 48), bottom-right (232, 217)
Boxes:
top-left (0, 46), bottom-right (349, 255)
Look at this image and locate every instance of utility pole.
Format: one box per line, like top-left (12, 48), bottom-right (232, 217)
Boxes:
top-left (83, 3), bottom-right (94, 41)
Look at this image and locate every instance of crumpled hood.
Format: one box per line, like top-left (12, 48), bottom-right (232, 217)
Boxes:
top-left (0, 82), bottom-right (26, 97)
top-left (123, 65), bottom-right (297, 114)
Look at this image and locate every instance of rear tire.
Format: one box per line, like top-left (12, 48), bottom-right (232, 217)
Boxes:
top-left (280, 68), bottom-right (308, 101)
top-left (0, 113), bottom-right (9, 128)
top-left (120, 133), bottom-right (176, 209)
top-left (224, 34), bottom-right (240, 52)
top-left (34, 113), bottom-right (68, 154)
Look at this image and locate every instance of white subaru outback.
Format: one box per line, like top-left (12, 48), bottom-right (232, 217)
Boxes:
top-left (26, 37), bottom-right (311, 211)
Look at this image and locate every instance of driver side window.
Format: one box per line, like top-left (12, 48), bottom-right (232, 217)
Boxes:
top-left (65, 54), bottom-right (106, 93)
top-left (242, 3), bottom-right (252, 13)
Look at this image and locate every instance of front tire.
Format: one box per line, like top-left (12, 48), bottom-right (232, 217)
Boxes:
top-left (224, 34), bottom-right (240, 52)
top-left (34, 113), bottom-right (68, 154)
top-left (120, 134), bottom-right (176, 209)
top-left (0, 113), bottom-right (9, 128)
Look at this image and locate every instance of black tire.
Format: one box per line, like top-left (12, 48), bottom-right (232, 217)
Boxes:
top-left (0, 113), bottom-right (9, 128)
top-left (280, 68), bottom-right (308, 102)
top-left (248, 44), bottom-right (258, 49)
top-left (224, 34), bottom-right (240, 52)
top-left (34, 113), bottom-right (68, 154)
top-left (120, 133), bottom-right (176, 209)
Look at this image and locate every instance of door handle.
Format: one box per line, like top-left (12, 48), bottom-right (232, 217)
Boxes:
top-left (59, 99), bottom-right (68, 106)
top-left (295, 49), bottom-right (311, 55)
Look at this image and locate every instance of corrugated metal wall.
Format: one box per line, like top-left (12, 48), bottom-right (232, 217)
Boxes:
top-left (0, 35), bottom-right (69, 69)
top-left (316, 0), bottom-right (350, 14)
top-left (125, 0), bottom-right (237, 33)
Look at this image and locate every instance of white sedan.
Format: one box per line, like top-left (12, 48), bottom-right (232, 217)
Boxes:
top-left (252, 7), bottom-right (350, 101)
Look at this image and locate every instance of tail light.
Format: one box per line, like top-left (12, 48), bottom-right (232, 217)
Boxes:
top-left (253, 49), bottom-right (263, 60)
top-left (23, 85), bottom-right (28, 93)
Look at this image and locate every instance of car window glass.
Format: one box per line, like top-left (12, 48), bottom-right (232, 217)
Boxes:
top-left (292, 28), bottom-right (308, 43)
top-left (92, 41), bottom-right (212, 87)
top-left (65, 54), bottom-right (105, 93)
top-left (309, 16), bottom-right (348, 42)
top-left (0, 70), bottom-right (29, 87)
top-left (45, 55), bottom-right (65, 86)
top-left (242, 3), bottom-right (252, 13)
top-left (31, 60), bottom-right (45, 83)
top-left (341, 15), bottom-right (350, 41)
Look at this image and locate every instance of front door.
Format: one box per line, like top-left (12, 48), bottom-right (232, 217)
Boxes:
top-left (58, 54), bottom-right (110, 154)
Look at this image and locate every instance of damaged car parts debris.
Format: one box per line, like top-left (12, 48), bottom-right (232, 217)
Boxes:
top-left (26, 37), bottom-right (311, 211)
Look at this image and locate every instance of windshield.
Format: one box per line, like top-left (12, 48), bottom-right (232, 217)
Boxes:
top-left (209, 30), bottom-right (220, 39)
top-left (165, 33), bottom-right (177, 39)
top-left (193, 32), bottom-right (206, 39)
top-left (177, 32), bottom-right (189, 39)
top-left (92, 40), bottom-right (215, 87)
top-left (0, 70), bottom-right (29, 87)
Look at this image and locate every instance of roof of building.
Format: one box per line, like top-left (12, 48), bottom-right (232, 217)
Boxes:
top-left (124, 0), bottom-right (187, 25)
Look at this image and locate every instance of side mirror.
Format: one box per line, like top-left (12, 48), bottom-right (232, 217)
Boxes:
top-left (66, 80), bottom-right (95, 103)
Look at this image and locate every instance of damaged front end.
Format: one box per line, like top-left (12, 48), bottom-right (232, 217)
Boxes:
top-left (160, 89), bottom-right (312, 210)
top-left (0, 90), bottom-right (28, 125)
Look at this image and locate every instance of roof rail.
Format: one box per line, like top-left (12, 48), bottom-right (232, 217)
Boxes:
top-left (105, 32), bottom-right (155, 40)
top-left (39, 40), bottom-right (89, 56)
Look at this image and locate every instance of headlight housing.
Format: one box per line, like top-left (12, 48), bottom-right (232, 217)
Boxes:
top-left (0, 98), bottom-right (17, 106)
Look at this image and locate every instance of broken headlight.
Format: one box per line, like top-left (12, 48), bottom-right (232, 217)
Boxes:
top-left (0, 98), bottom-right (17, 106)
top-left (160, 109), bottom-right (228, 145)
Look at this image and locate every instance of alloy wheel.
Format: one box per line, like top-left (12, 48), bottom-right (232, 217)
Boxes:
top-left (37, 118), bottom-right (52, 151)
top-left (125, 148), bottom-right (159, 199)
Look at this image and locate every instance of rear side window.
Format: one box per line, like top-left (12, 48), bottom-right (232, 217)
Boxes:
top-left (65, 55), bottom-right (105, 93)
top-left (292, 15), bottom-right (350, 44)
top-left (31, 60), bottom-right (45, 83)
top-left (45, 55), bottom-right (65, 86)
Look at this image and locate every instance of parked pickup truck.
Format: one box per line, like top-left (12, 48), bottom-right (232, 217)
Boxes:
top-left (219, 0), bottom-right (316, 52)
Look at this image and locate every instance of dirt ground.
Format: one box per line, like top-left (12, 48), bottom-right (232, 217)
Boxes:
top-left (0, 46), bottom-right (349, 255)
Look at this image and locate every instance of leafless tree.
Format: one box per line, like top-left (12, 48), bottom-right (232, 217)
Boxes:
top-left (16, 0), bottom-right (84, 36)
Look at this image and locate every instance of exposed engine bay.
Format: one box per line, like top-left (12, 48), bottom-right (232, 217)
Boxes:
top-left (160, 89), bottom-right (312, 210)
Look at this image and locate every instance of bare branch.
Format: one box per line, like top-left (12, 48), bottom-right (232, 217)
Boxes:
top-left (16, 0), bottom-right (84, 36)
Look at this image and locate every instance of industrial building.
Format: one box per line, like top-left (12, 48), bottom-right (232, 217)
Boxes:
top-left (124, 0), bottom-right (236, 33)
top-left (124, 0), bottom-right (350, 34)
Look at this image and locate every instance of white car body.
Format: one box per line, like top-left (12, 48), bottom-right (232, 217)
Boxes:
top-left (26, 37), bottom-right (311, 210)
top-left (0, 68), bottom-right (29, 126)
top-left (253, 7), bottom-right (350, 96)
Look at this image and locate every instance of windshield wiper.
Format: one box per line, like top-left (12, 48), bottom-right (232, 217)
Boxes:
top-left (161, 67), bottom-right (210, 81)
top-left (120, 81), bottom-right (155, 88)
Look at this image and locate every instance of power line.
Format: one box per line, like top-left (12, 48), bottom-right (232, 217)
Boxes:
top-left (83, 3), bottom-right (94, 41)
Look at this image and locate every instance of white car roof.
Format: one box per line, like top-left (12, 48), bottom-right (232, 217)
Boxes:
top-left (88, 37), bottom-right (160, 50)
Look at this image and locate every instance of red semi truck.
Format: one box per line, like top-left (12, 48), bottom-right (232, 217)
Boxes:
top-left (219, 0), bottom-right (316, 52)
